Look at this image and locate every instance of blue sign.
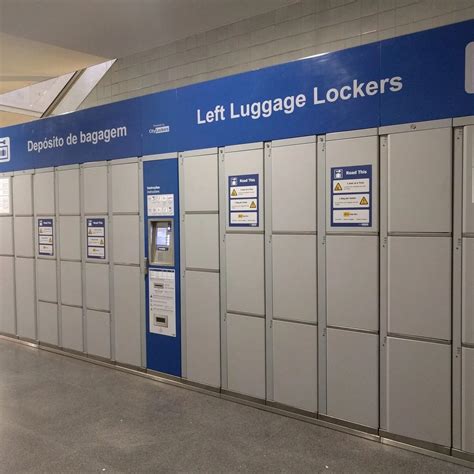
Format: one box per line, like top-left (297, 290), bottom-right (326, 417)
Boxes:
top-left (86, 218), bottom-right (106, 259)
top-left (228, 174), bottom-right (259, 227)
top-left (37, 218), bottom-right (54, 256)
top-left (331, 165), bottom-right (372, 227)
top-left (0, 20), bottom-right (473, 173)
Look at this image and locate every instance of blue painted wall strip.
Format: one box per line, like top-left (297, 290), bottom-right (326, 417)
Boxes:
top-left (0, 20), bottom-right (473, 173)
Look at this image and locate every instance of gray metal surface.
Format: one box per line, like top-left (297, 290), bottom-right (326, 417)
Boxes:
top-left (464, 238), bottom-right (474, 344)
top-left (14, 216), bottom-right (34, 257)
top-left (37, 258), bottom-right (58, 302)
top-left (60, 260), bottom-right (82, 306)
top-left (327, 328), bottom-right (378, 428)
top-left (388, 127), bottom-right (452, 233)
top-left (111, 162), bottom-right (139, 213)
top-left (463, 125), bottom-right (474, 234)
top-left (85, 263), bottom-right (110, 311)
top-left (112, 215), bottom-right (140, 264)
top-left (113, 265), bottom-right (141, 367)
top-left (326, 235), bottom-right (378, 331)
top-left (15, 257), bottom-right (36, 339)
top-left (226, 312), bottom-right (265, 399)
top-left (272, 319), bottom-right (317, 412)
top-left (58, 168), bottom-right (80, 215)
top-left (12, 173), bottom-right (33, 216)
top-left (271, 141), bottom-right (316, 232)
top-left (0, 256), bottom-right (15, 334)
top-left (272, 234), bottom-right (317, 323)
top-left (83, 165), bottom-right (108, 215)
top-left (60, 305), bottom-right (83, 352)
top-left (388, 236), bottom-right (451, 340)
top-left (226, 233), bottom-right (265, 316)
top-left (59, 216), bottom-right (81, 260)
top-left (86, 309), bottom-right (111, 359)
top-left (462, 347), bottom-right (474, 453)
top-left (185, 271), bottom-right (221, 387)
top-left (34, 171), bottom-right (55, 215)
top-left (37, 301), bottom-right (58, 345)
top-left (386, 337), bottom-right (451, 447)
top-left (183, 153), bottom-right (219, 212)
top-left (184, 214), bottom-right (219, 270)
top-left (326, 135), bottom-right (379, 233)
top-left (0, 216), bottom-right (13, 254)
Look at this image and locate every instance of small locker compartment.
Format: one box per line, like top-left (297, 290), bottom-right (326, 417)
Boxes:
top-left (34, 171), bottom-right (55, 216)
top-left (462, 125), bottom-right (473, 235)
top-left (60, 261), bottom-right (82, 307)
top-left (272, 320), bottom-right (317, 413)
top-left (0, 256), bottom-right (15, 335)
top-left (388, 127), bottom-right (452, 233)
top-left (61, 306), bottom-right (83, 353)
top-left (0, 215), bottom-right (13, 255)
top-left (327, 328), bottom-right (378, 428)
top-left (57, 168), bottom-right (80, 215)
top-left (463, 238), bottom-right (474, 345)
top-left (86, 310), bottom-right (111, 359)
top-left (13, 173), bottom-right (33, 216)
top-left (15, 257), bottom-right (36, 340)
top-left (37, 259), bottom-right (58, 303)
top-left (386, 337), bottom-right (451, 447)
top-left (37, 301), bottom-right (58, 345)
top-left (462, 347), bottom-right (474, 454)
top-left (226, 313), bottom-right (265, 399)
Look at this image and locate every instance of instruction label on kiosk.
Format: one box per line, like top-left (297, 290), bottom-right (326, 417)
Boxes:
top-left (38, 218), bottom-right (54, 256)
top-left (86, 218), bottom-right (106, 259)
top-left (228, 174), bottom-right (259, 226)
top-left (0, 177), bottom-right (10, 214)
top-left (149, 269), bottom-right (176, 337)
top-left (331, 165), bottom-right (372, 227)
top-left (147, 191), bottom-right (174, 216)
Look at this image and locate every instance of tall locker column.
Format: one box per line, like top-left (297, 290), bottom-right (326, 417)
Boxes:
top-left (323, 129), bottom-right (379, 430)
top-left (180, 148), bottom-right (220, 388)
top-left (13, 171), bottom-right (36, 341)
top-left (82, 162), bottom-right (111, 360)
top-left (57, 165), bottom-right (83, 353)
top-left (34, 168), bottom-right (59, 346)
top-left (220, 143), bottom-right (265, 399)
top-left (380, 120), bottom-right (452, 449)
top-left (0, 172), bottom-right (15, 336)
top-left (459, 119), bottom-right (474, 458)
top-left (266, 137), bottom-right (318, 413)
top-left (110, 158), bottom-right (142, 368)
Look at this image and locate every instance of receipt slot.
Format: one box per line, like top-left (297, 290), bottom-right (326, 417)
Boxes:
top-left (149, 219), bottom-right (174, 267)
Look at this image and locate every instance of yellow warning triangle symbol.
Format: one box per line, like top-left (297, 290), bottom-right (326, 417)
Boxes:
top-left (360, 196), bottom-right (368, 205)
top-left (88, 229), bottom-right (92, 235)
top-left (334, 182), bottom-right (343, 191)
top-left (231, 189), bottom-right (238, 197)
top-left (100, 239), bottom-right (104, 245)
top-left (250, 201), bottom-right (256, 209)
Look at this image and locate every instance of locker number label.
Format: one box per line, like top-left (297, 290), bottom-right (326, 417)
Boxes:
top-left (331, 165), bottom-right (372, 227)
top-left (229, 174), bottom-right (259, 227)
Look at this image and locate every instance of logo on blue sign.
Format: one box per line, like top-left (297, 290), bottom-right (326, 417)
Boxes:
top-left (0, 137), bottom-right (10, 163)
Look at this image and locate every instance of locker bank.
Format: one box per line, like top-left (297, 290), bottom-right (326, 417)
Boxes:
top-left (0, 19), bottom-right (473, 466)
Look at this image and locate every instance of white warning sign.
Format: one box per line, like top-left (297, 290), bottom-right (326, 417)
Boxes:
top-left (228, 174), bottom-right (259, 227)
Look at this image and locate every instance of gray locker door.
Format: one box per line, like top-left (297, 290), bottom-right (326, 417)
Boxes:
top-left (59, 216), bottom-right (81, 261)
top-left (34, 171), bottom-right (55, 215)
top-left (0, 216), bottom-right (13, 255)
top-left (37, 259), bottom-right (58, 302)
top-left (111, 162), bottom-right (139, 214)
top-left (463, 238), bottom-right (474, 346)
top-left (85, 263), bottom-right (110, 311)
top-left (388, 127), bottom-right (452, 233)
top-left (272, 320), bottom-right (317, 412)
top-left (112, 215), bottom-right (140, 265)
top-left (223, 144), bottom-right (265, 398)
top-left (60, 261), bottom-right (82, 307)
top-left (58, 169), bottom-right (80, 215)
top-left (13, 174), bottom-right (33, 216)
top-left (185, 271), bottom-right (221, 387)
top-left (326, 235), bottom-right (378, 331)
top-left (61, 306), bottom-right (83, 352)
top-left (37, 302), bottom-right (58, 345)
top-left (14, 217), bottom-right (34, 257)
top-left (325, 131), bottom-right (379, 426)
top-left (327, 328), bottom-right (378, 428)
top-left (386, 337), bottom-right (451, 447)
top-left (388, 236), bottom-right (451, 340)
top-left (15, 258), bottom-right (36, 339)
top-left (226, 313), bottom-right (265, 399)
top-left (181, 149), bottom-right (220, 387)
top-left (114, 265), bottom-right (141, 367)
top-left (86, 310), bottom-right (111, 359)
top-left (0, 256), bottom-right (15, 334)
top-left (462, 347), bottom-right (474, 453)
top-left (463, 125), bottom-right (474, 235)
top-left (83, 165), bottom-right (108, 215)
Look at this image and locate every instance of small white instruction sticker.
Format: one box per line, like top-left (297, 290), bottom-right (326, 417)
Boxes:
top-left (333, 209), bottom-right (370, 224)
top-left (333, 194), bottom-right (370, 208)
top-left (148, 193), bottom-right (174, 216)
top-left (149, 269), bottom-right (176, 337)
top-left (230, 198), bottom-right (258, 211)
top-left (230, 212), bottom-right (258, 225)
